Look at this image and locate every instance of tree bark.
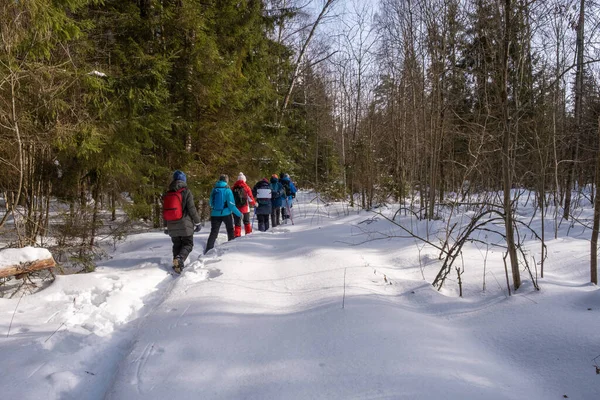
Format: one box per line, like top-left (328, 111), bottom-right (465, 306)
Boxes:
top-left (0, 258), bottom-right (56, 279)
top-left (590, 117), bottom-right (600, 285)
top-left (564, 0), bottom-right (585, 221)
top-left (501, 0), bottom-right (521, 290)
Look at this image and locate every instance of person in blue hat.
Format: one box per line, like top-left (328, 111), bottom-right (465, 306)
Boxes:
top-left (269, 174), bottom-right (285, 227)
top-left (163, 170), bottom-right (201, 274)
top-left (279, 173), bottom-right (297, 222)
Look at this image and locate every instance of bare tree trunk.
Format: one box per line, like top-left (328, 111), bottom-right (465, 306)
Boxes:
top-left (281, 0), bottom-right (337, 113)
top-left (552, 17), bottom-right (561, 239)
top-left (90, 180), bottom-right (100, 248)
top-left (564, 0), bottom-right (585, 221)
top-left (111, 189), bottom-right (117, 221)
top-left (5, 73), bottom-right (24, 231)
top-left (0, 258), bottom-right (56, 279)
top-left (501, 0), bottom-right (520, 290)
top-left (591, 117), bottom-right (600, 285)
top-left (42, 182), bottom-right (51, 240)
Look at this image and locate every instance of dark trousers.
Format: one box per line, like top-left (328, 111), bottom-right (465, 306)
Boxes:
top-left (233, 212), bottom-right (250, 227)
top-left (205, 215), bottom-right (234, 254)
top-left (172, 235), bottom-right (194, 261)
top-left (257, 214), bottom-right (270, 231)
top-left (271, 207), bottom-right (281, 227)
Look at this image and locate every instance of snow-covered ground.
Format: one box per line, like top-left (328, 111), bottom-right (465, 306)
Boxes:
top-left (1, 191), bottom-right (599, 399)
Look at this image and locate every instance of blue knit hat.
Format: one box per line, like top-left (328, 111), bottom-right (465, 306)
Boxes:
top-left (173, 170), bottom-right (186, 182)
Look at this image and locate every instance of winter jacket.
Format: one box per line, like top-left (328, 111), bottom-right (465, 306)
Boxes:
top-left (270, 177), bottom-right (286, 208)
top-left (280, 176), bottom-right (297, 202)
top-left (164, 180), bottom-right (201, 237)
top-left (252, 179), bottom-right (273, 215)
top-left (231, 180), bottom-right (255, 214)
top-left (210, 180), bottom-right (242, 218)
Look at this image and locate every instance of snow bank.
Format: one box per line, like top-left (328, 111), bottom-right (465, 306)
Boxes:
top-left (1, 191), bottom-right (599, 399)
top-left (0, 246), bottom-right (52, 270)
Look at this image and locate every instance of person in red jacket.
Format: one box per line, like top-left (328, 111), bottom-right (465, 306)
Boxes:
top-left (231, 172), bottom-right (256, 237)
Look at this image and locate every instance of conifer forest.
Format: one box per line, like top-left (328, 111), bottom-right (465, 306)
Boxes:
top-left (2, 0), bottom-right (600, 287)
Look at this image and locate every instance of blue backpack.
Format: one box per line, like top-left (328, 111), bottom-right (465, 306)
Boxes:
top-left (271, 184), bottom-right (281, 199)
top-left (211, 187), bottom-right (228, 211)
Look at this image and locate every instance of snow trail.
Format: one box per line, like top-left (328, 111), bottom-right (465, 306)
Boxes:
top-left (105, 196), bottom-right (546, 400)
top-left (1, 191), bottom-right (598, 399)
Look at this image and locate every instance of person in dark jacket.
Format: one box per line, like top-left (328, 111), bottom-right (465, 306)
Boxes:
top-left (279, 173), bottom-right (297, 221)
top-left (269, 174), bottom-right (285, 227)
top-left (231, 172), bottom-right (256, 237)
top-left (164, 170), bottom-right (201, 274)
top-left (205, 174), bottom-right (242, 254)
top-left (252, 178), bottom-right (272, 232)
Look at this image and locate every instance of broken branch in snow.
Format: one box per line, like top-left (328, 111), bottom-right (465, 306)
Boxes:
top-left (0, 257), bottom-right (56, 279)
top-left (593, 354), bottom-right (600, 374)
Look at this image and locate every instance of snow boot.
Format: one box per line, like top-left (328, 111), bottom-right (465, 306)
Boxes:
top-left (234, 225), bottom-right (242, 238)
top-left (244, 223), bottom-right (252, 235)
top-left (173, 257), bottom-right (184, 274)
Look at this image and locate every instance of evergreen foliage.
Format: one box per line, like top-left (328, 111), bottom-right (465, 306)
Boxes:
top-left (0, 0), bottom-right (328, 258)
top-left (5, 0), bottom-right (599, 284)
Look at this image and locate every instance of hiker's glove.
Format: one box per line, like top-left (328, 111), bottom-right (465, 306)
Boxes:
top-left (194, 224), bottom-right (202, 233)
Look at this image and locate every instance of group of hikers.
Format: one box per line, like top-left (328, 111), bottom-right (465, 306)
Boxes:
top-left (162, 170), bottom-right (297, 274)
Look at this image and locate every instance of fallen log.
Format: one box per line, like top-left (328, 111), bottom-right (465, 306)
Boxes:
top-left (0, 258), bottom-right (56, 279)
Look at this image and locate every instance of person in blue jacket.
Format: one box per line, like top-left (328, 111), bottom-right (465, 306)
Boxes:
top-left (269, 174), bottom-right (285, 227)
top-left (279, 173), bottom-right (297, 221)
top-left (205, 174), bottom-right (242, 254)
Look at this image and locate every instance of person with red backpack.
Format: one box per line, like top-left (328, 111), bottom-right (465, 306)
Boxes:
top-left (231, 172), bottom-right (256, 237)
top-left (163, 170), bottom-right (202, 274)
top-left (205, 174), bottom-right (242, 254)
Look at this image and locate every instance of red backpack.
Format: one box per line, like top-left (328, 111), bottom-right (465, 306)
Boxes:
top-left (163, 188), bottom-right (186, 221)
